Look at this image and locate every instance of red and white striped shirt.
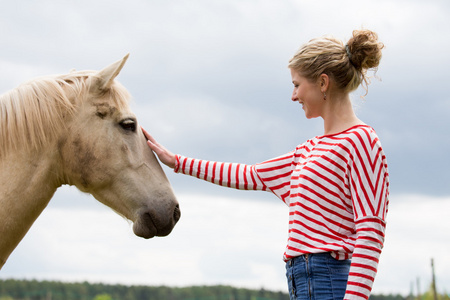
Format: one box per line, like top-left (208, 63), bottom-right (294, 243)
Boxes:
top-left (175, 125), bottom-right (389, 300)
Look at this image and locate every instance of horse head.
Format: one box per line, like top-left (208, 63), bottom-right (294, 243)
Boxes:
top-left (57, 55), bottom-right (180, 238)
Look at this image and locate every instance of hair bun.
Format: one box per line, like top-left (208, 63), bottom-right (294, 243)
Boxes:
top-left (346, 29), bottom-right (384, 71)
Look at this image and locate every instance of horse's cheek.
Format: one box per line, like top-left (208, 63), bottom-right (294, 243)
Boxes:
top-left (58, 135), bottom-right (92, 188)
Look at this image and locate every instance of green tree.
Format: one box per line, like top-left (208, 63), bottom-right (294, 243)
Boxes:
top-left (93, 293), bottom-right (113, 300)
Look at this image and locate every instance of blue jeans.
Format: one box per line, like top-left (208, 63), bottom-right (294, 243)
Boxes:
top-left (285, 253), bottom-right (350, 300)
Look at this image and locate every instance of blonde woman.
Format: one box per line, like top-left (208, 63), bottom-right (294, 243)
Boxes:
top-left (143, 29), bottom-right (389, 300)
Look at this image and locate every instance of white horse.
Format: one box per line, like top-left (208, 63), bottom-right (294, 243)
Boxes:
top-left (0, 54), bottom-right (180, 269)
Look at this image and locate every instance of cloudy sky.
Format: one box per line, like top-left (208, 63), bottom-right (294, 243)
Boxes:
top-left (1, 0), bottom-right (449, 296)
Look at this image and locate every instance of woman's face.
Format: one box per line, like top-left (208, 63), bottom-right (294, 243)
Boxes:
top-left (290, 69), bottom-right (324, 119)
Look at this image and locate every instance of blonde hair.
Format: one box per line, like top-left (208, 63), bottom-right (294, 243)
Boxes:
top-left (288, 29), bottom-right (384, 94)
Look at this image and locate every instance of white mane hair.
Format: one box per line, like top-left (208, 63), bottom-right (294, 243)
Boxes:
top-left (0, 71), bottom-right (131, 157)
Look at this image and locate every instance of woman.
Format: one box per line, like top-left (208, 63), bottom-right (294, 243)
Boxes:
top-left (143, 29), bottom-right (389, 300)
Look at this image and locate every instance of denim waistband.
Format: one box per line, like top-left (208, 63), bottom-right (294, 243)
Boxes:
top-left (287, 252), bottom-right (331, 267)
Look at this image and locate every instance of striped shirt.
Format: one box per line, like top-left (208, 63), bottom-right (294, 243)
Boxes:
top-left (175, 125), bottom-right (389, 300)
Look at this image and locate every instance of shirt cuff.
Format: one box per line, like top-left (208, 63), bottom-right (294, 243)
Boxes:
top-left (174, 154), bottom-right (181, 173)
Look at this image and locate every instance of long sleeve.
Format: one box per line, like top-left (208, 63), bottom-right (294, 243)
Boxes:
top-left (174, 155), bottom-right (268, 191)
top-left (174, 151), bottom-right (297, 204)
top-left (344, 129), bottom-right (389, 299)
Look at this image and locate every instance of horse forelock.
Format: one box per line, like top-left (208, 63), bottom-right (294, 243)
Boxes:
top-left (0, 71), bottom-right (131, 157)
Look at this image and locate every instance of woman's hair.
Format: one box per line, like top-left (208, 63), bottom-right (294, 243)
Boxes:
top-left (288, 29), bottom-right (384, 94)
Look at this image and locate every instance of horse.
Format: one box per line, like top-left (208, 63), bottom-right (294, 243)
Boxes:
top-left (0, 54), bottom-right (180, 269)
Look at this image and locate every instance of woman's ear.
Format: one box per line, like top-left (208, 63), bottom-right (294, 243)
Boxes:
top-left (318, 73), bottom-right (329, 93)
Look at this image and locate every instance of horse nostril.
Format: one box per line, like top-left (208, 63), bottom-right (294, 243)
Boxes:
top-left (173, 204), bottom-right (181, 223)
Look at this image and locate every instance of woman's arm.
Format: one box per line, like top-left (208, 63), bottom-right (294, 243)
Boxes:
top-left (142, 127), bottom-right (296, 200)
top-left (175, 155), bottom-right (267, 191)
top-left (344, 130), bottom-right (390, 300)
top-left (142, 126), bottom-right (267, 190)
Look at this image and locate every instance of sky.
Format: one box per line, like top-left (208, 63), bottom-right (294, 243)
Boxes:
top-left (0, 0), bottom-right (449, 296)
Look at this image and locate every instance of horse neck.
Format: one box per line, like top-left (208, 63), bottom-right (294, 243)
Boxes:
top-left (0, 148), bottom-right (60, 269)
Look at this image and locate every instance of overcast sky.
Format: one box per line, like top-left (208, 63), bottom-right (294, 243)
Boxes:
top-left (1, 0), bottom-right (449, 296)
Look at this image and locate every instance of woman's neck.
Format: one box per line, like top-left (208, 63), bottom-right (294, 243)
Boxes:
top-left (321, 94), bottom-right (364, 136)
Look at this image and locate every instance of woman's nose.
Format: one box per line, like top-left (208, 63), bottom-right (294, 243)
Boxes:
top-left (291, 91), bottom-right (297, 102)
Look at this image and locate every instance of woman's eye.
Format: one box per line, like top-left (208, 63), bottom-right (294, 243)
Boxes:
top-left (120, 119), bottom-right (136, 132)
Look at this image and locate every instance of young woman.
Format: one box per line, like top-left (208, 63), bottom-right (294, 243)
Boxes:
top-left (143, 29), bottom-right (389, 300)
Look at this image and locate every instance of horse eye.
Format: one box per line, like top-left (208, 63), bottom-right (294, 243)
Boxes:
top-left (120, 119), bottom-right (136, 132)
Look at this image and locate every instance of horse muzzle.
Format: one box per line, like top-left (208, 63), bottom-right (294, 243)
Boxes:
top-left (132, 202), bottom-right (181, 239)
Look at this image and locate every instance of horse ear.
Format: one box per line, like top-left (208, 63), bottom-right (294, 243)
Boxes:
top-left (95, 53), bottom-right (130, 91)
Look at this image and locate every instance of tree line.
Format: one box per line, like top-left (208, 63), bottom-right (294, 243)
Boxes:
top-left (0, 279), bottom-right (411, 300)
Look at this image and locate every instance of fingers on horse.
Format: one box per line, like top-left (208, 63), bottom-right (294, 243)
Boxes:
top-left (142, 128), bottom-right (159, 145)
top-left (146, 140), bottom-right (156, 150)
top-left (147, 140), bottom-right (163, 155)
top-left (141, 127), bottom-right (151, 139)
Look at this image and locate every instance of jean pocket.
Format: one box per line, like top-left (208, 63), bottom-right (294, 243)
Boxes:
top-left (327, 255), bottom-right (351, 275)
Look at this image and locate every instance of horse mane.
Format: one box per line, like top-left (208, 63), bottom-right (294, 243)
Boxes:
top-left (0, 71), bottom-right (131, 157)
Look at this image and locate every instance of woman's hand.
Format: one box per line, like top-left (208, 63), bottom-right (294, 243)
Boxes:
top-left (141, 127), bottom-right (176, 169)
